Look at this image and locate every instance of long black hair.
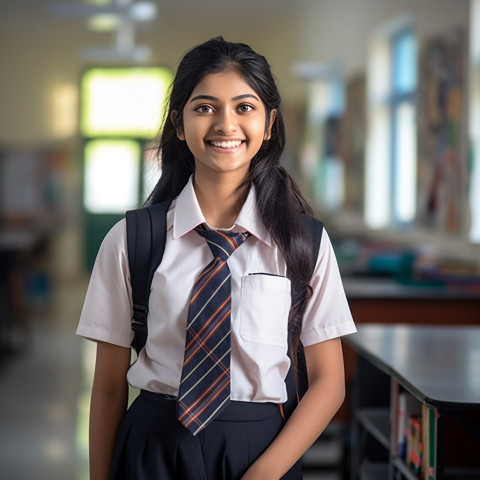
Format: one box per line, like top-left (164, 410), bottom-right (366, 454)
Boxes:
top-left (146, 37), bottom-right (315, 360)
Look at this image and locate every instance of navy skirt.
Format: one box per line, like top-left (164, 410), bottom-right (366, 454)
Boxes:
top-left (110, 390), bottom-right (303, 480)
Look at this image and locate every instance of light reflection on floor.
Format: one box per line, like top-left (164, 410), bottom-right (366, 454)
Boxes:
top-left (0, 278), bottom-right (91, 480)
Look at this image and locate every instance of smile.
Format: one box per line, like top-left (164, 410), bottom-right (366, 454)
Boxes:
top-left (209, 140), bottom-right (243, 149)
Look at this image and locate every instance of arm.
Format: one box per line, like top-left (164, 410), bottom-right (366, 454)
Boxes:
top-left (241, 337), bottom-right (346, 480)
top-left (89, 341), bottom-right (131, 480)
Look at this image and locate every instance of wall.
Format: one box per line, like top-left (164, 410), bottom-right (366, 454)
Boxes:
top-left (296, 0), bottom-right (469, 77)
top-left (0, 0), bottom-right (476, 276)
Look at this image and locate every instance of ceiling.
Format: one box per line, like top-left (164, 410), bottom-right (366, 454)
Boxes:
top-left (0, 0), bottom-right (300, 46)
top-left (0, 0), bottom-right (301, 64)
top-left (1, 0), bottom-right (295, 19)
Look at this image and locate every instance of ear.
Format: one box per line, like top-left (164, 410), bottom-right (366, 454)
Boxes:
top-left (264, 109), bottom-right (277, 140)
top-left (171, 110), bottom-right (185, 140)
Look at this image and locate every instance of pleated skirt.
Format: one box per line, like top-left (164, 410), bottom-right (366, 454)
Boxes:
top-left (110, 390), bottom-right (303, 480)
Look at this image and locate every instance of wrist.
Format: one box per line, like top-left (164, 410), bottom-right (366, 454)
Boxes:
top-left (249, 456), bottom-right (282, 480)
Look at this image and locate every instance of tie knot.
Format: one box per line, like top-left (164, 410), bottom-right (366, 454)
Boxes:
top-left (195, 224), bottom-right (250, 260)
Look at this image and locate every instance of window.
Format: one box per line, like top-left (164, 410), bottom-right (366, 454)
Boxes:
top-left (83, 139), bottom-right (140, 213)
top-left (365, 24), bottom-right (417, 229)
top-left (80, 66), bottom-right (173, 269)
top-left (81, 66), bottom-right (173, 213)
top-left (81, 67), bottom-right (172, 139)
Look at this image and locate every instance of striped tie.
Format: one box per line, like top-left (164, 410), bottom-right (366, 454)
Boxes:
top-left (176, 224), bottom-right (250, 435)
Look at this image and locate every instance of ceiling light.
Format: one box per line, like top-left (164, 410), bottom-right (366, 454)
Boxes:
top-left (130, 2), bottom-right (157, 21)
top-left (88, 14), bottom-right (121, 31)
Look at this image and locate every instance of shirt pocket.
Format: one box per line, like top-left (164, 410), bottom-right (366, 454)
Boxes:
top-left (239, 274), bottom-right (291, 347)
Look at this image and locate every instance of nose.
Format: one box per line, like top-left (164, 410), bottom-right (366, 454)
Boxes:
top-left (214, 108), bottom-right (237, 134)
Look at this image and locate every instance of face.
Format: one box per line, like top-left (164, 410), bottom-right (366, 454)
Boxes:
top-left (175, 70), bottom-right (275, 184)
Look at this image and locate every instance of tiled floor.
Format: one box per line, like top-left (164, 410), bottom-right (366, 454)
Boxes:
top-left (0, 277), bottom-right (90, 480)
top-left (0, 277), bottom-right (345, 480)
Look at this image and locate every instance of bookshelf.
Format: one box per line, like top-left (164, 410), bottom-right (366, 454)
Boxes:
top-left (344, 324), bottom-right (480, 480)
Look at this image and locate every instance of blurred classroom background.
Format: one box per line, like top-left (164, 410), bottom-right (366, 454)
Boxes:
top-left (1, 0), bottom-right (479, 479)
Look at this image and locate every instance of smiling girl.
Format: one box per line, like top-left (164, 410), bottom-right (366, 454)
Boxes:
top-left (77, 37), bottom-right (356, 480)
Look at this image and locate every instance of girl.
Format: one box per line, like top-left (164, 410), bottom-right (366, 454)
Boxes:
top-left (77, 37), bottom-right (356, 480)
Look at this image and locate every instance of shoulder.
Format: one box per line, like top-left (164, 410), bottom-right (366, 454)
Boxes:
top-left (103, 218), bottom-right (126, 247)
top-left (96, 219), bottom-right (127, 263)
top-left (303, 222), bottom-right (348, 289)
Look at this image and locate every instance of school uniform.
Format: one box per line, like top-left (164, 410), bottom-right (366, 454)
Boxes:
top-left (77, 175), bottom-right (356, 479)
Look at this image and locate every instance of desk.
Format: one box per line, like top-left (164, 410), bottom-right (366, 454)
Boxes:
top-left (343, 324), bottom-right (480, 480)
top-left (344, 277), bottom-right (480, 324)
top-left (336, 278), bottom-right (480, 424)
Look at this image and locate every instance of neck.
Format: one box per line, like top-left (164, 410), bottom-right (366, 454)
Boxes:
top-left (193, 172), bottom-right (248, 228)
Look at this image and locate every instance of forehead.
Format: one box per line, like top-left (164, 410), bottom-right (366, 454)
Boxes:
top-left (189, 70), bottom-right (259, 99)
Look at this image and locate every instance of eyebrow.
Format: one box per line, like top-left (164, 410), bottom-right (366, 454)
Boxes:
top-left (189, 93), bottom-right (260, 103)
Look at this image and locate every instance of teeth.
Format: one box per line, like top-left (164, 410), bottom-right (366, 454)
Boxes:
top-left (210, 140), bottom-right (242, 148)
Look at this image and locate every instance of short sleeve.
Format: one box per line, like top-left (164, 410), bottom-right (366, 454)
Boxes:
top-left (76, 219), bottom-right (134, 347)
top-left (300, 229), bottom-right (356, 346)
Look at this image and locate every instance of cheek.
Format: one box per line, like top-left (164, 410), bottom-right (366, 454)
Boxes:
top-left (184, 136), bottom-right (203, 157)
top-left (248, 118), bottom-right (269, 142)
top-left (183, 123), bottom-right (203, 147)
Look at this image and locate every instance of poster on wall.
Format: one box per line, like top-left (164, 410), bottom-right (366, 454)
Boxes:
top-left (416, 28), bottom-right (465, 234)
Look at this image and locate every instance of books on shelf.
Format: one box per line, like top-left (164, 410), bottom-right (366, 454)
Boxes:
top-left (422, 403), bottom-right (436, 480)
top-left (396, 390), bottom-right (437, 479)
top-left (408, 414), bottom-right (422, 474)
top-left (397, 392), bottom-right (422, 460)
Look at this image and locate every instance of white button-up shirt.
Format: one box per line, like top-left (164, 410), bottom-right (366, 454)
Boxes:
top-left (77, 177), bottom-right (356, 403)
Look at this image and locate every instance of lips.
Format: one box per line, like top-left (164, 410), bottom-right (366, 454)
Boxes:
top-left (208, 140), bottom-right (243, 149)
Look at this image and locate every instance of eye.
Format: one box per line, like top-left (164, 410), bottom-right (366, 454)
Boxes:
top-left (195, 105), bottom-right (214, 113)
top-left (238, 104), bottom-right (254, 113)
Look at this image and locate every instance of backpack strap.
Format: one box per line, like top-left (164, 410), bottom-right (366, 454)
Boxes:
top-left (282, 214), bottom-right (324, 419)
top-left (126, 199), bottom-right (171, 354)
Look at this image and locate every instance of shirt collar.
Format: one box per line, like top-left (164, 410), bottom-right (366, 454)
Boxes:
top-left (173, 176), bottom-right (271, 247)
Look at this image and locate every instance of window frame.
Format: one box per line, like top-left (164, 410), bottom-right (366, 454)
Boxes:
top-left (390, 27), bottom-right (417, 226)
top-left (365, 22), bottom-right (417, 229)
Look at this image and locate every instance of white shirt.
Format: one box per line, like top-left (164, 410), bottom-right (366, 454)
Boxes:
top-left (76, 177), bottom-right (356, 403)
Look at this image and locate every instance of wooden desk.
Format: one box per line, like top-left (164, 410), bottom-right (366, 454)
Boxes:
top-left (344, 277), bottom-right (480, 325)
top-left (343, 324), bottom-right (480, 480)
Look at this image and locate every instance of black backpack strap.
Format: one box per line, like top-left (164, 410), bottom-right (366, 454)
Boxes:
top-left (283, 214), bottom-right (324, 419)
top-left (126, 200), bottom-right (171, 354)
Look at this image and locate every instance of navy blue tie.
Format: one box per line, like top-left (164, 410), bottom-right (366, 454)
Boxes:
top-left (177, 225), bottom-right (249, 435)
